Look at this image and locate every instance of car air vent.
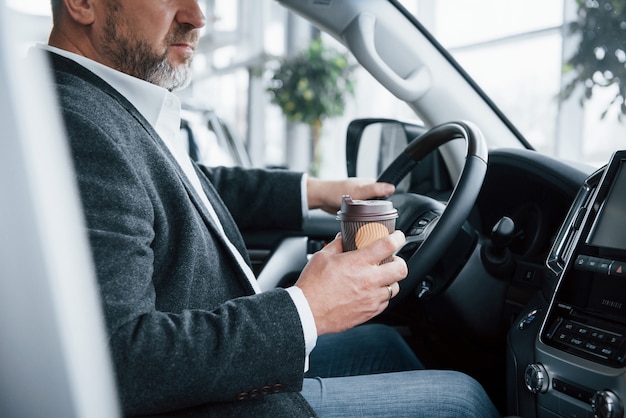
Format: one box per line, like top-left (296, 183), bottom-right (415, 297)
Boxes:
top-left (547, 169), bottom-right (603, 276)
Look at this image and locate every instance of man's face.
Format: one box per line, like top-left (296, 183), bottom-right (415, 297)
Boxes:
top-left (99, 0), bottom-right (204, 91)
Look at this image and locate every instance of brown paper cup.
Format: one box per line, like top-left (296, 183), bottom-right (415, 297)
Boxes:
top-left (337, 195), bottom-right (398, 264)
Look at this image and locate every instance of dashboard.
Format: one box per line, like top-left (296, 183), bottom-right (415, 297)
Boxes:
top-left (477, 149), bottom-right (588, 263)
top-left (508, 150), bottom-right (626, 418)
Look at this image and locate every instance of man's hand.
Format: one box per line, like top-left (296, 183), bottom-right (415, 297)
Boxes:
top-left (295, 231), bottom-right (407, 336)
top-left (307, 177), bottom-right (395, 215)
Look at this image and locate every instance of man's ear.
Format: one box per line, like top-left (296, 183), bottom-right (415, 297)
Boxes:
top-left (63, 0), bottom-right (96, 25)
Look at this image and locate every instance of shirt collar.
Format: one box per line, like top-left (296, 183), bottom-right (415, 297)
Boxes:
top-left (40, 44), bottom-right (180, 135)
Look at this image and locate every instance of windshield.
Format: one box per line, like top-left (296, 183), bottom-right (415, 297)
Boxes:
top-left (416, 0), bottom-right (625, 168)
top-left (10, 0), bottom-right (624, 172)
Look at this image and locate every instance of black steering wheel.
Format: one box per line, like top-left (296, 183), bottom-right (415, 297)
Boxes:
top-left (377, 121), bottom-right (488, 306)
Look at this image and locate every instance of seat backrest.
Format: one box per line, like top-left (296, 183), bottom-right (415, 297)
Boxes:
top-left (0, 4), bottom-right (120, 417)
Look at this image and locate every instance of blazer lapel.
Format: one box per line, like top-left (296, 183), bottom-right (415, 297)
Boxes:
top-left (148, 128), bottom-right (256, 279)
top-left (124, 112), bottom-right (258, 287)
top-left (192, 163), bottom-right (252, 266)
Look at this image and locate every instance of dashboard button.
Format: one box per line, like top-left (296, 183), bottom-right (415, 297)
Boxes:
top-left (518, 308), bottom-right (541, 330)
top-left (553, 378), bottom-right (594, 404)
top-left (591, 330), bottom-right (607, 341)
top-left (586, 256), bottom-right (606, 272)
top-left (607, 334), bottom-right (621, 345)
top-left (557, 332), bottom-right (570, 342)
top-left (576, 326), bottom-right (590, 336)
top-left (598, 259), bottom-right (612, 273)
top-left (569, 336), bottom-right (585, 347)
top-left (600, 346), bottom-right (615, 358)
top-left (610, 262), bottom-right (626, 277)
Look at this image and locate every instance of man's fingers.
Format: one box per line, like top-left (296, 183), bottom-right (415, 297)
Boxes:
top-left (319, 233), bottom-right (343, 255)
top-left (348, 180), bottom-right (395, 201)
top-left (387, 281), bottom-right (400, 301)
top-left (366, 181), bottom-right (394, 199)
top-left (321, 231), bottom-right (405, 265)
top-left (383, 281), bottom-right (401, 302)
top-left (354, 230), bottom-right (405, 264)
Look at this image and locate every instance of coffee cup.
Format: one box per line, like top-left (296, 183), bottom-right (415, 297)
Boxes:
top-left (336, 195), bottom-right (398, 264)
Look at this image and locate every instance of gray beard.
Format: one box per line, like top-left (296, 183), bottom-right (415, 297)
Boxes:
top-left (145, 58), bottom-right (192, 92)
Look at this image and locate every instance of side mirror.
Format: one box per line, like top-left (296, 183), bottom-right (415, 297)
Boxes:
top-left (346, 118), bottom-right (450, 195)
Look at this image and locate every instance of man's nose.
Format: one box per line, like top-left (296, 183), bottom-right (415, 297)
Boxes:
top-left (177, 0), bottom-right (206, 29)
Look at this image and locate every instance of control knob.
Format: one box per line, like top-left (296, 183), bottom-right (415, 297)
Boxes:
top-left (591, 390), bottom-right (623, 418)
top-left (524, 363), bottom-right (549, 394)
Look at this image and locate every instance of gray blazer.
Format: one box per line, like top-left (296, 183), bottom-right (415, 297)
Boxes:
top-left (48, 52), bottom-right (316, 417)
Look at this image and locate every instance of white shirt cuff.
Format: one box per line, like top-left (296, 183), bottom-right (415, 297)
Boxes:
top-left (285, 285), bottom-right (317, 372)
top-left (301, 173), bottom-right (310, 219)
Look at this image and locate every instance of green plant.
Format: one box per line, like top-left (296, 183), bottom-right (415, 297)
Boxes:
top-left (562, 0), bottom-right (626, 121)
top-left (266, 37), bottom-right (356, 174)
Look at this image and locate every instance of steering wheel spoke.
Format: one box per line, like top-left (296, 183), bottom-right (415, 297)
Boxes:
top-left (394, 205), bottom-right (441, 255)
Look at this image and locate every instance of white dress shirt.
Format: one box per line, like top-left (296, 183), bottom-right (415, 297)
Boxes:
top-left (41, 44), bottom-right (317, 365)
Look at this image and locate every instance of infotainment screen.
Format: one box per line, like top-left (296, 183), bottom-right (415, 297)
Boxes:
top-left (588, 160), bottom-right (626, 251)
